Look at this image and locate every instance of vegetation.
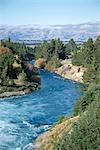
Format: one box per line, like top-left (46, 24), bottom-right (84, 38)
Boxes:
top-left (34, 38), bottom-right (78, 70)
top-left (55, 98), bottom-right (100, 150)
top-left (34, 36), bottom-right (100, 150)
top-left (0, 39), bottom-right (40, 94)
top-left (1, 36), bottom-right (100, 149)
top-left (1, 38), bottom-right (34, 60)
top-left (53, 36), bottom-right (100, 150)
top-left (74, 36), bottom-right (100, 114)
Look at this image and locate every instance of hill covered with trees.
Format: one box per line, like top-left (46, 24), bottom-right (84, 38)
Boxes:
top-left (54, 36), bottom-right (100, 150)
top-left (0, 39), bottom-right (40, 97)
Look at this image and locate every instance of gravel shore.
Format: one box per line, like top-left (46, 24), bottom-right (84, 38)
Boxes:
top-left (0, 89), bottom-right (30, 99)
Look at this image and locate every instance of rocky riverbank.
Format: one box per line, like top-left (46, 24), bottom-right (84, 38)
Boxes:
top-left (35, 58), bottom-right (86, 83)
top-left (0, 89), bottom-right (31, 99)
top-left (55, 59), bottom-right (86, 83)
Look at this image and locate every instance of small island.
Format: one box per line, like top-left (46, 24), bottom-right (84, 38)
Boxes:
top-left (0, 39), bottom-right (40, 98)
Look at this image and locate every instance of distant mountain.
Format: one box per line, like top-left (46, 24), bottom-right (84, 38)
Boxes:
top-left (0, 22), bottom-right (100, 42)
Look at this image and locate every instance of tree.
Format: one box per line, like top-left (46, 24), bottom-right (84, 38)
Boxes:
top-left (17, 70), bottom-right (27, 85)
top-left (83, 38), bottom-right (94, 66)
top-left (66, 39), bottom-right (78, 54)
top-left (94, 36), bottom-right (100, 82)
top-left (55, 38), bottom-right (66, 60)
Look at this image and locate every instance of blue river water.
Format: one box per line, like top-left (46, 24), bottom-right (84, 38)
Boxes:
top-left (0, 70), bottom-right (82, 150)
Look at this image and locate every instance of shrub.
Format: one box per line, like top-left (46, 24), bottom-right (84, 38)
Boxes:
top-left (54, 98), bottom-right (100, 150)
top-left (74, 83), bottom-right (100, 115)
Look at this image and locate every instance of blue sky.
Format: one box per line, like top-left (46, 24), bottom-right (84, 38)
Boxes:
top-left (0, 0), bottom-right (100, 25)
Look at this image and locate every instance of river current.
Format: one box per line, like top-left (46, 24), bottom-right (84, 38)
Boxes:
top-left (0, 70), bottom-right (82, 150)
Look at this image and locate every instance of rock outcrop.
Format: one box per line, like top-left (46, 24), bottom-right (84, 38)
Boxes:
top-left (55, 59), bottom-right (86, 83)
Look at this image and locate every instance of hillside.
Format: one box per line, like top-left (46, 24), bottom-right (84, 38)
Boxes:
top-left (0, 22), bottom-right (100, 41)
top-left (34, 116), bottom-right (80, 150)
top-left (0, 40), bottom-right (40, 97)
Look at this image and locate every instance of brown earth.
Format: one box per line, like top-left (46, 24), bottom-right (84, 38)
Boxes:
top-left (34, 58), bottom-right (46, 69)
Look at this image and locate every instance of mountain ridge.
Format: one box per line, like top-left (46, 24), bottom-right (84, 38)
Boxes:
top-left (0, 22), bottom-right (100, 41)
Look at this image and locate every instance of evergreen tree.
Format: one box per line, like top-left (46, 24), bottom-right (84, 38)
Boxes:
top-left (67, 39), bottom-right (78, 54)
top-left (83, 38), bottom-right (94, 66)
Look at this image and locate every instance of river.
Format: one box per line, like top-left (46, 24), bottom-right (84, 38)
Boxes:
top-left (0, 70), bottom-right (82, 150)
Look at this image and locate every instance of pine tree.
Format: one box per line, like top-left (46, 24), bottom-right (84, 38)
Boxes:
top-left (83, 38), bottom-right (94, 66)
top-left (67, 39), bottom-right (78, 54)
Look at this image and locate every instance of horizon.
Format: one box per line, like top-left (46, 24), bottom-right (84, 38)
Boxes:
top-left (0, 21), bottom-right (100, 27)
top-left (0, 0), bottom-right (100, 25)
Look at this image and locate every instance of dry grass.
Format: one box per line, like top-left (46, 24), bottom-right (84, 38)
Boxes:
top-left (34, 115), bottom-right (80, 150)
top-left (0, 46), bottom-right (11, 55)
top-left (35, 58), bottom-right (46, 69)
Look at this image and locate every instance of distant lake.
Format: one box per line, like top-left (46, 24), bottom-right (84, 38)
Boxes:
top-left (0, 70), bottom-right (82, 150)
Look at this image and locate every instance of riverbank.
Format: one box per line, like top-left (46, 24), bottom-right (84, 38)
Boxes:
top-left (35, 58), bottom-right (86, 83)
top-left (55, 59), bottom-right (86, 83)
top-left (0, 89), bottom-right (31, 98)
top-left (34, 59), bottom-right (85, 149)
top-left (0, 82), bottom-right (40, 99)
top-left (34, 115), bottom-right (80, 150)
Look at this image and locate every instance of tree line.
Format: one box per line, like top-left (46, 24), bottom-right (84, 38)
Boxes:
top-left (0, 39), bottom-right (40, 94)
top-left (54, 36), bottom-right (100, 150)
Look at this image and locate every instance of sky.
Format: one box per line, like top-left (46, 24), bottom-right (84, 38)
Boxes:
top-left (0, 0), bottom-right (100, 25)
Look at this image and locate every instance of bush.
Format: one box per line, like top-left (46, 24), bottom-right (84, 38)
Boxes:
top-left (50, 55), bottom-right (62, 68)
top-left (54, 98), bottom-right (100, 150)
top-left (74, 83), bottom-right (100, 115)
top-left (72, 51), bottom-right (84, 66)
